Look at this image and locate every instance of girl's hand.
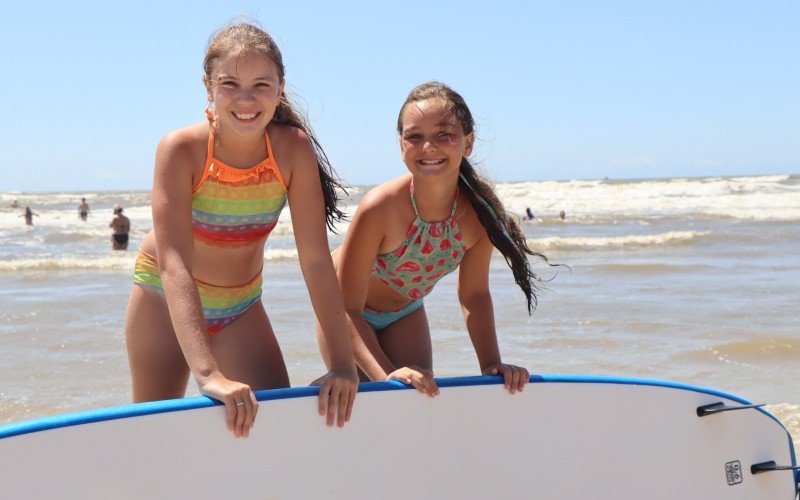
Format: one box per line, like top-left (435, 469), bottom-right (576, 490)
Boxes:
top-left (482, 363), bottom-right (529, 394)
top-left (200, 373), bottom-right (259, 438)
top-left (388, 366), bottom-right (439, 397)
top-left (311, 366), bottom-right (359, 428)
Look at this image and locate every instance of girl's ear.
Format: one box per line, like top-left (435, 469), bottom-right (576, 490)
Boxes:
top-left (204, 76), bottom-right (214, 104)
top-left (464, 132), bottom-right (475, 157)
top-left (206, 90), bottom-right (214, 108)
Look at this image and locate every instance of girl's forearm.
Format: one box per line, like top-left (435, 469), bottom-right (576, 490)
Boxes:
top-left (301, 259), bottom-right (356, 370)
top-left (461, 292), bottom-right (503, 370)
top-left (347, 312), bottom-right (395, 380)
top-left (159, 267), bottom-right (221, 383)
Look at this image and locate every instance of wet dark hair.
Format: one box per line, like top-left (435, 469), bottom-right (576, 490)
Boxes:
top-left (397, 81), bottom-right (551, 313)
top-left (203, 21), bottom-right (346, 230)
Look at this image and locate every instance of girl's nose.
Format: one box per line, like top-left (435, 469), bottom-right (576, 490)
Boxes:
top-left (237, 90), bottom-right (256, 103)
top-left (422, 137), bottom-right (438, 151)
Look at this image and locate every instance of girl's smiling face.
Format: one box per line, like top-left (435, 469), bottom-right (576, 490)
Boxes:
top-left (399, 98), bottom-right (474, 179)
top-left (207, 49), bottom-right (284, 137)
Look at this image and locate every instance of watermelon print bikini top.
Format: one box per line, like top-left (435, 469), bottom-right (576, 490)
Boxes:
top-left (372, 182), bottom-right (466, 300)
top-left (191, 130), bottom-right (288, 247)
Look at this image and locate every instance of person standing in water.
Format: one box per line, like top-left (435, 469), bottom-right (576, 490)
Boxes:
top-left (124, 22), bottom-right (358, 438)
top-left (523, 207), bottom-right (535, 221)
top-left (20, 206), bottom-right (38, 226)
top-left (78, 198), bottom-right (90, 221)
top-left (109, 204), bottom-right (131, 250)
top-left (319, 82), bottom-right (551, 397)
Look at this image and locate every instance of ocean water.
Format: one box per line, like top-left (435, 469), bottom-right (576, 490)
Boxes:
top-left (1, 174), bottom-right (799, 447)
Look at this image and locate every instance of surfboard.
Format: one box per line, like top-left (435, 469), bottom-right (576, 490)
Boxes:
top-left (0, 375), bottom-right (796, 499)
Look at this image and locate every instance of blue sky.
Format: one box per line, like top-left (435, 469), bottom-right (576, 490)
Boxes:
top-left (2, 1), bottom-right (798, 192)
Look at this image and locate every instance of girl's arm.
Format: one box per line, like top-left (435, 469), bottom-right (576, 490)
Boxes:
top-left (152, 131), bottom-right (258, 437)
top-left (457, 234), bottom-right (528, 394)
top-left (337, 193), bottom-right (400, 380)
top-left (282, 129), bottom-right (358, 428)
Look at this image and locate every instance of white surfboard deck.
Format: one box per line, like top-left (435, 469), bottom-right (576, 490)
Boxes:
top-left (0, 375), bottom-right (796, 499)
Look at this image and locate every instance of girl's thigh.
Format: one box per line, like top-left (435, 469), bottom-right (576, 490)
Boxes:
top-left (377, 304), bottom-right (432, 371)
top-left (125, 284), bottom-right (190, 401)
top-left (210, 300), bottom-right (290, 390)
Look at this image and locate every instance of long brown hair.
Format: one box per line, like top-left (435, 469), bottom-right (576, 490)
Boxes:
top-left (398, 81), bottom-right (552, 313)
top-left (203, 21), bottom-right (346, 230)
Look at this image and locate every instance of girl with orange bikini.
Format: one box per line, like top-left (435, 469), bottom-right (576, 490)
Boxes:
top-left (125, 22), bottom-right (357, 438)
top-left (318, 82), bottom-right (550, 397)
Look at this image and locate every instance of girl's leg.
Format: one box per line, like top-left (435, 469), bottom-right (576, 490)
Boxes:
top-left (376, 304), bottom-right (432, 371)
top-left (125, 285), bottom-right (190, 402)
top-left (210, 301), bottom-right (290, 390)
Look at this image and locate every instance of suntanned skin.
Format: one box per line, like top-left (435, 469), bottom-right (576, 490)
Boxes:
top-left (126, 49), bottom-right (357, 439)
top-left (317, 98), bottom-right (528, 398)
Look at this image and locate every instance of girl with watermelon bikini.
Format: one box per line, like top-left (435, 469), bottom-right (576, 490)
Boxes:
top-left (317, 82), bottom-right (549, 397)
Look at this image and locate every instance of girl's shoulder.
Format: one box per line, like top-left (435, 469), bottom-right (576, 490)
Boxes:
top-left (265, 123), bottom-right (316, 181)
top-left (157, 122), bottom-right (209, 165)
top-left (266, 121), bottom-right (310, 144)
top-left (348, 175), bottom-right (414, 242)
top-left (454, 193), bottom-right (491, 249)
top-left (266, 123), bottom-right (313, 159)
top-left (357, 175), bottom-right (412, 216)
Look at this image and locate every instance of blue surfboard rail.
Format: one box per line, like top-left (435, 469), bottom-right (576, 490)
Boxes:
top-left (0, 374), bottom-right (793, 456)
top-left (2, 374), bottom-right (795, 497)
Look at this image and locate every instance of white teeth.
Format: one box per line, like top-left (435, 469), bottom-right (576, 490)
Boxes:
top-left (234, 112), bottom-right (257, 120)
top-left (420, 159), bottom-right (445, 165)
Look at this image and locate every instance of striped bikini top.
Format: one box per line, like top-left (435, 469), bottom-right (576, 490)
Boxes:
top-left (191, 131), bottom-right (287, 247)
top-left (372, 182), bottom-right (465, 300)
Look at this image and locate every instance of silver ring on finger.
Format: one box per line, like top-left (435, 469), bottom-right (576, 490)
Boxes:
top-left (235, 401), bottom-right (245, 407)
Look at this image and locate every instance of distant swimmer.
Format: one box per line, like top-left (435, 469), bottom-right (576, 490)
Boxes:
top-left (559, 210), bottom-right (566, 220)
top-left (523, 207), bottom-right (535, 221)
top-left (20, 206), bottom-right (38, 226)
top-left (78, 198), bottom-right (90, 221)
top-left (10, 199), bottom-right (19, 209)
top-left (109, 204), bottom-right (131, 250)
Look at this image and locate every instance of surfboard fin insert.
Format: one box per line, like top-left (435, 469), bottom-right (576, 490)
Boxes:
top-left (696, 402), bottom-right (765, 417)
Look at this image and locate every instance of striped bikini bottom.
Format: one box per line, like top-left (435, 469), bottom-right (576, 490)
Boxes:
top-left (132, 250), bottom-right (262, 335)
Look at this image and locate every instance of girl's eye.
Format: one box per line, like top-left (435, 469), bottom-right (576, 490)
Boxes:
top-left (404, 134), bottom-right (422, 141)
top-left (220, 81), bottom-right (238, 88)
